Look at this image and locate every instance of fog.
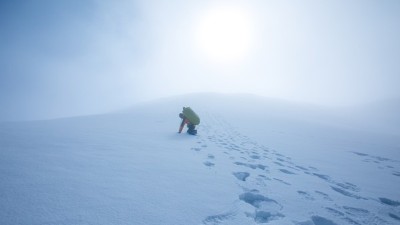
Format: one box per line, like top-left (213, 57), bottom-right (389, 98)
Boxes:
top-left (1, 0), bottom-right (399, 121)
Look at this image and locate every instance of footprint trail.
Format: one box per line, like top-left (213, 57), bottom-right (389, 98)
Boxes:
top-left (189, 112), bottom-right (398, 225)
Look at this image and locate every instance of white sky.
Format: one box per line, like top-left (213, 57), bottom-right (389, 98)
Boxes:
top-left (0, 0), bottom-right (399, 120)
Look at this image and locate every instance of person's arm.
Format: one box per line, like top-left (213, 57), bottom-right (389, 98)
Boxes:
top-left (178, 119), bottom-right (187, 133)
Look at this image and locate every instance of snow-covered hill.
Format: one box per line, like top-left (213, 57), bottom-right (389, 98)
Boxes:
top-left (1, 93), bottom-right (399, 225)
top-left (337, 98), bottom-right (400, 136)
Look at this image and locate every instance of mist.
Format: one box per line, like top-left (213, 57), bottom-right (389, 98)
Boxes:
top-left (1, 0), bottom-right (399, 121)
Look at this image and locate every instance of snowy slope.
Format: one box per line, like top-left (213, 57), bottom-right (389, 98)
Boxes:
top-left (336, 98), bottom-right (400, 136)
top-left (0, 93), bottom-right (399, 225)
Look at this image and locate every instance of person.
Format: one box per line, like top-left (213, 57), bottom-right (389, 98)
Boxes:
top-left (178, 107), bottom-right (199, 135)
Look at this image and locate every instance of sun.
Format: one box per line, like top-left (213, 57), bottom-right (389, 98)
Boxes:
top-left (195, 7), bottom-right (253, 64)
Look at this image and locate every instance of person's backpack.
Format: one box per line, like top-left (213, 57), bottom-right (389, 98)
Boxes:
top-left (182, 107), bottom-right (200, 125)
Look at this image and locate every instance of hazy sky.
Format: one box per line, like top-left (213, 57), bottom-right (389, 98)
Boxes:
top-left (1, 0), bottom-right (399, 121)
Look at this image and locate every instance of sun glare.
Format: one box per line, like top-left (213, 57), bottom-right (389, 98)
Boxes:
top-left (195, 7), bottom-right (253, 64)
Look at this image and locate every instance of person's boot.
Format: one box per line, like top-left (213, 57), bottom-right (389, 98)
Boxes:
top-left (188, 129), bottom-right (197, 135)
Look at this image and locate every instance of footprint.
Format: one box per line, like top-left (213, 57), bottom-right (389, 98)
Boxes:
top-left (389, 213), bottom-right (400, 221)
top-left (253, 210), bottom-right (284, 223)
top-left (343, 217), bottom-right (362, 225)
top-left (311, 215), bottom-right (338, 225)
top-left (274, 162), bottom-right (285, 167)
top-left (330, 186), bottom-right (366, 200)
top-left (233, 172), bottom-right (250, 181)
top-left (392, 171), bottom-right (400, 177)
top-left (325, 207), bottom-right (345, 217)
top-left (208, 154), bottom-right (215, 159)
top-left (239, 191), bottom-right (284, 223)
top-left (250, 155), bottom-right (260, 160)
top-left (295, 165), bottom-right (309, 171)
top-left (315, 191), bottom-right (332, 201)
top-left (374, 156), bottom-right (390, 162)
top-left (204, 161), bottom-right (215, 167)
top-left (342, 206), bottom-right (369, 216)
top-left (239, 191), bottom-right (279, 208)
top-left (234, 162), bottom-right (267, 170)
top-left (297, 191), bottom-right (314, 200)
top-left (273, 178), bottom-right (291, 186)
top-left (379, 197), bottom-right (400, 206)
top-left (276, 158), bottom-right (285, 162)
top-left (309, 166), bottom-right (318, 171)
top-left (203, 211), bottom-right (235, 225)
top-left (312, 173), bottom-right (331, 182)
top-left (336, 182), bottom-right (360, 192)
top-left (351, 151), bottom-right (369, 157)
top-left (296, 216), bottom-right (337, 225)
top-left (279, 169), bottom-right (296, 175)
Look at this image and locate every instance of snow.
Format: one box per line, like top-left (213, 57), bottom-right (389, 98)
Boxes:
top-left (0, 93), bottom-right (399, 225)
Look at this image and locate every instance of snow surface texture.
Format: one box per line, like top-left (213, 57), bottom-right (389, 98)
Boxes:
top-left (0, 94), bottom-right (399, 225)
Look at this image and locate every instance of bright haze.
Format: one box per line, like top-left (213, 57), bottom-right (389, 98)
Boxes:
top-left (1, 0), bottom-right (399, 121)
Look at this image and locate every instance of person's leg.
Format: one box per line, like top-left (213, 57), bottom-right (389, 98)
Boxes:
top-left (187, 124), bottom-right (197, 135)
top-left (188, 124), bottom-right (195, 131)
